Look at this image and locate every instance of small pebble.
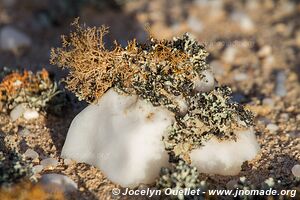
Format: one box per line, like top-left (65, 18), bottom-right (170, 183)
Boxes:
top-left (239, 176), bottom-right (246, 183)
top-left (41, 158), bottom-right (58, 169)
top-left (291, 165), bottom-right (300, 178)
top-left (234, 73), bottom-right (248, 81)
top-left (264, 177), bottom-right (275, 187)
top-left (32, 165), bottom-right (44, 174)
top-left (23, 109), bottom-right (39, 120)
top-left (64, 158), bottom-right (74, 165)
top-left (275, 71), bottom-right (286, 97)
top-left (262, 98), bottom-right (274, 107)
top-left (279, 113), bottom-right (289, 122)
top-left (222, 46), bottom-right (237, 64)
top-left (266, 123), bottom-right (279, 133)
top-left (18, 127), bottom-right (30, 136)
top-left (10, 104), bottom-right (26, 121)
top-left (230, 12), bottom-right (254, 32)
top-left (187, 16), bottom-right (203, 33)
top-left (258, 45), bottom-right (272, 58)
top-left (0, 26), bottom-right (31, 53)
top-left (40, 173), bottom-right (78, 193)
top-left (24, 149), bottom-right (39, 160)
top-left (226, 180), bottom-right (238, 189)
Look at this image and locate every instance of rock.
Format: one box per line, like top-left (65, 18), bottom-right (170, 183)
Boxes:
top-left (32, 165), bottom-right (44, 174)
top-left (10, 104), bottom-right (26, 121)
top-left (24, 149), bottom-right (39, 160)
top-left (63, 158), bottom-right (74, 165)
top-left (264, 177), bottom-right (275, 187)
top-left (0, 26), bottom-right (31, 54)
top-left (40, 158), bottom-right (58, 169)
top-left (234, 73), bottom-right (248, 81)
top-left (222, 46), bottom-right (237, 64)
top-left (230, 12), bottom-right (255, 32)
top-left (61, 88), bottom-right (174, 187)
top-left (226, 179), bottom-right (238, 189)
top-left (18, 127), bottom-right (31, 136)
top-left (23, 109), bottom-right (39, 120)
top-left (275, 71), bottom-right (286, 97)
top-left (266, 123), bottom-right (279, 133)
top-left (187, 16), bottom-right (203, 33)
top-left (40, 173), bottom-right (77, 193)
top-left (258, 45), bottom-right (272, 58)
top-left (262, 98), bottom-right (274, 107)
top-left (291, 165), bottom-right (300, 178)
top-left (190, 129), bottom-right (260, 175)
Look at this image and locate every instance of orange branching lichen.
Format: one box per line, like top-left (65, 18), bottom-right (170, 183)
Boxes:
top-left (0, 69), bottom-right (59, 110)
top-left (0, 182), bottom-right (65, 200)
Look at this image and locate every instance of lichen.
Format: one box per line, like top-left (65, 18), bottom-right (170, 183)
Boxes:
top-left (164, 86), bottom-right (253, 160)
top-left (0, 181), bottom-right (65, 200)
top-left (156, 160), bottom-right (206, 200)
top-left (51, 19), bottom-right (254, 163)
top-left (0, 150), bottom-right (32, 186)
top-left (0, 69), bottom-right (60, 112)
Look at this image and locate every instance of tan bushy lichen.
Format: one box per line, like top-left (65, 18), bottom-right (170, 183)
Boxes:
top-left (50, 18), bottom-right (209, 108)
top-left (0, 69), bottom-right (59, 111)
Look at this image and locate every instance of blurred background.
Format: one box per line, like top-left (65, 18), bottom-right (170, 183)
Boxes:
top-left (0, 0), bottom-right (300, 104)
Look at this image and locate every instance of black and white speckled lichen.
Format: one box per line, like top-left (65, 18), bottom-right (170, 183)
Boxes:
top-left (164, 86), bottom-right (253, 160)
top-left (0, 150), bottom-right (32, 186)
top-left (156, 160), bottom-right (206, 200)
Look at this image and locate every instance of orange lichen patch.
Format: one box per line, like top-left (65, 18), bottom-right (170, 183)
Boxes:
top-left (0, 69), bottom-right (51, 101)
top-left (0, 182), bottom-right (65, 200)
top-left (0, 69), bottom-right (57, 110)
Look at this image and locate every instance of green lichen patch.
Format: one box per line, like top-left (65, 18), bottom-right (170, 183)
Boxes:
top-left (156, 160), bottom-right (206, 200)
top-left (0, 150), bottom-right (32, 186)
top-left (164, 86), bottom-right (253, 160)
top-left (0, 69), bottom-right (60, 112)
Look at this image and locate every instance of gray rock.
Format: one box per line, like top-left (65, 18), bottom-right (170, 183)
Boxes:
top-left (24, 149), bottom-right (39, 160)
top-left (32, 165), bottom-right (44, 174)
top-left (40, 173), bottom-right (77, 193)
top-left (10, 104), bottom-right (26, 121)
top-left (63, 158), bottom-right (74, 165)
top-left (0, 26), bottom-right (31, 53)
top-left (266, 123), bottom-right (279, 133)
top-left (291, 165), bottom-right (300, 178)
top-left (262, 98), bottom-right (274, 107)
top-left (40, 158), bottom-right (58, 169)
top-left (234, 73), bottom-right (248, 81)
top-left (187, 16), bottom-right (203, 33)
top-left (18, 127), bottom-right (31, 136)
top-left (275, 71), bottom-right (286, 97)
top-left (230, 12), bottom-right (255, 32)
